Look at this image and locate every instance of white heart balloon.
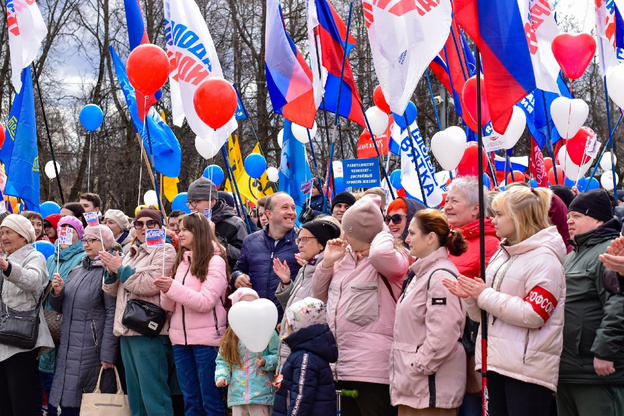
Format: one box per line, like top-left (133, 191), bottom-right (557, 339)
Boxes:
top-left (228, 298), bottom-right (278, 353)
top-left (600, 151), bottom-right (618, 171)
top-left (550, 97), bottom-right (589, 139)
top-left (266, 166), bottom-right (279, 182)
top-left (431, 126), bottom-right (467, 171)
top-left (607, 65), bottom-right (624, 109)
top-left (601, 170), bottom-right (619, 191)
top-left (365, 106), bottom-right (389, 136)
top-left (501, 106), bottom-right (527, 149)
top-left (195, 136), bottom-right (220, 159)
top-left (291, 122), bottom-right (318, 144)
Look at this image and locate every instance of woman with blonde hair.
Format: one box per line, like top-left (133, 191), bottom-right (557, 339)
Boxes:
top-left (443, 187), bottom-right (566, 416)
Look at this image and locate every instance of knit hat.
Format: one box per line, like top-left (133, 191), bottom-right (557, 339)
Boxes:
top-left (387, 197), bottom-right (407, 214)
top-left (286, 297), bottom-right (327, 332)
top-left (218, 191), bottom-right (235, 208)
top-left (2, 214), bottom-right (36, 244)
top-left (134, 208), bottom-right (163, 228)
top-left (57, 216), bottom-right (85, 240)
top-left (301, 220), bottom-right (341, 248)
top-left (228, 288), bottom-right (259, 305)
top-left (313, 178), bottom-right (323, 192)
top-left (550, 185), bottom-right (575, 208)
top-left (187, 177), bottom-right (218, 201)
top-left (568, 189), bottom-right (614, 223)
top-left (341, 194), bottom-right (384, 244)
top-left (331, 191), bottom-right (356, 211)
top-left (104, 209), bottom-right (130, 231)
top-left (84, 225), bottom-right (116, 251)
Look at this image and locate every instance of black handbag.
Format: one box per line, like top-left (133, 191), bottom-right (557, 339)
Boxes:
top-left (0, 275), bottom-right (47, 349)
top-left (121, 294), bottom-right (166, 338)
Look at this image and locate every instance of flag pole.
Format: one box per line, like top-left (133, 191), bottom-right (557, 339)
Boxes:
top-left (588, 114), bottom-right (622, 187)
top-left (359, 104), bottom-right (396, 199)
top-left (475, 48), bottom-right (489, 416)
top-left (32, 64), bottom-right (65, 204)
top-left (425, 70), bottom-right (443, 132)
top-left (540, 91), bottom-right (559, 185)
top-left (221, 146), bottom-right (253, 233)
top-left (603, 77), bottom-right (619, 193)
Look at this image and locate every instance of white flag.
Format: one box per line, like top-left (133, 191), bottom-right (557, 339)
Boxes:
top-left (7, 0), bottom-right (47, 92)
top-left (305, 0), bottom-right (324, 109)
top-left (596, 0), bottom-right (624, 75)
top-left (362, 0), bottom-right (451, 115)
top-left (518, 0), bottom-right (560, 93)
top-left (163, 0), bottom-right (237, 151)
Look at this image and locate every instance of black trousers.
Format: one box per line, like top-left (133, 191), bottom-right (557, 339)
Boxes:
top-left (0, 348), bottom-right (41, 416)
top-left (335, 380), bottom-right (397, 416)
top-left (487, 371), bottom-right (553, 416)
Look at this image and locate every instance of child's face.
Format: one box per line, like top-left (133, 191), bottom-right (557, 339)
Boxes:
top-left (286, 322), bottom-right (294, 335)
top-left (239, 295), bottom-right (257, 302)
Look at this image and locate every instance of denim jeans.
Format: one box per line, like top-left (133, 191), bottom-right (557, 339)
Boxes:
top-left (172, 345), bottom-right (225, 416)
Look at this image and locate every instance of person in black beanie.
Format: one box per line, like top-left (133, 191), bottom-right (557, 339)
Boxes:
top-left (330, 191), bottom-right (356, 223)
top-left (550, 185), bottom-right (575, 208)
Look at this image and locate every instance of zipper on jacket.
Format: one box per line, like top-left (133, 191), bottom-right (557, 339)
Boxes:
top-left (489, 254), bottom-right (516, 326)
top-left (333, 277), bottom-right (345, 381)
top-left (181, 268), bottom-right (190, 345)
top-left (522, 328), bottom-right (530, 364)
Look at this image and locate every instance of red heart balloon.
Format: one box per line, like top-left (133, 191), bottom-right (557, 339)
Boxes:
top-left (551, 33), bottom-right (596, 80)
top-left (373, 85), bottom-right (391, 114)
top-left (456, 142), bottom-right (489, 177)
top-left (543, 157), bottom-right (553, 174)
top-left (566, 126), bottom-right (595, 165)
top-left (193, 78), bottom-right (238, 130)
top-left (461, 76), bottom-right (491, 130)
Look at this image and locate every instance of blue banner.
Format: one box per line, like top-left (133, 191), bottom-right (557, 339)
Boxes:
top-left (342, 158), bottom-right (381, 188)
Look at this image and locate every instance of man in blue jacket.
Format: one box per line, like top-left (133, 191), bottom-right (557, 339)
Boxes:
top-left (231, 192), bottom-right (301, 320)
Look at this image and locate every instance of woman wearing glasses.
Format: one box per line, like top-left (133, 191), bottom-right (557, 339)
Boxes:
top-left (101, 208), bottom-right (178, 416)
top-left (48, 225), bottom-right (118, 415)
top-left (385, 197), bottom-right (426, 246)
top-left (273, 217), bottom-right (342, 371)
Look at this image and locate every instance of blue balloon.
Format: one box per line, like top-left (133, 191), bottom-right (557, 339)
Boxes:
top-left (244, 154), bottom-right (267, 179)
top-left (576, 177), bottom-right (588, 192)
top-left (203, 165), bottom-right (224, 186)
top-left (392, 101), bottom-right (417, 129)
top-left (530, 179), bottom-right (538, 188)
top-left (40, 201), bottom-right (61, 219)
top-left (390, 169), bottom-right (402, 190)
top-left (79, 104), bottom-right (104, 131)
top-left (333, 176), bottom-right (345, 194)
top-left (171, 192), bottom-right (191, 213)
top-left (586, 177), bottom-right (600, 190)
top-left (499, 186), bottom-right (506, 192)
top-left (483, 173), bottom-right (491, 189)
top-left (564, 177), bottom-right (575, 188)
top-left (34, 241), bottom-right (55, 260)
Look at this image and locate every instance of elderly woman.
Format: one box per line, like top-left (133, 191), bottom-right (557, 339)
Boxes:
top-left (39, 216), bottom-right (86, 415)
top-left (0, 214), bottom-right (54, 415)
top-left (103, 209), bottom-right (132, 249)
top-left (101, 208), bottom-right (177, 416)
top-left (48, 225), bottom-right (118, 415)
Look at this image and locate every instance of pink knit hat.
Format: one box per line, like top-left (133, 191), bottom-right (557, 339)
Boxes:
top-left (58, 216), bottom-right (85, 240)
top-left (341, 194), bottom-right (384, 244)
top-left (228, 288), bottom-right (259, 305)
top-left (84, 225), bottom-right (116, 251)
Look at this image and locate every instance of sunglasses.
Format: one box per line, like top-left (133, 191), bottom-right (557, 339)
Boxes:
top-left (82, 237), bottom-right (101, 245)
top-left (134, 220), bottom-right (157, 230)
top-left (384, 214), bottom-right (407, 225)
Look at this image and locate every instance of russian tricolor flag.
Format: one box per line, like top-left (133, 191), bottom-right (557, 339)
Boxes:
top-left (265, 0), bottom-right (317, 128)
top-left (124, 0), bottom-right (149, 50)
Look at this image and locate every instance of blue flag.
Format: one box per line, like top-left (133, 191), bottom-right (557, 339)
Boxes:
top-left (278, 120), bottom-right (311, 207)
top-left (109, 46), bottom-right (181, 177)
top-left (0, 67), bottom-right (40, 212)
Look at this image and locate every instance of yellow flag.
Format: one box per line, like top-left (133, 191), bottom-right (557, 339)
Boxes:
top-left (163, 176), bottom-right (179, 203)
top-left (236, 143), bottom-right (274, 205)
top-left (224, 135), bottom-right (244, 194)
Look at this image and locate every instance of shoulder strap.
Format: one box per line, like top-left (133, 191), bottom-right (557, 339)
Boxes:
top-left (379, 273), bottom-right (397, 304)
top-left (426, 268), bottom-right (458, 290)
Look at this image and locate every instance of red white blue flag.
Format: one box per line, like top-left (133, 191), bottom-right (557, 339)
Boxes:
top-left (83, 212), bottom-right (100, 228)
top-left (124, 0), bottom-right (149, 50)
top-left (146, 229), bottom-right (166, 247)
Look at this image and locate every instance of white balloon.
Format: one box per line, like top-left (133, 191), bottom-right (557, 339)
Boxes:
top-left (501, 106), bottom-right (527, 149)
top-left (600, 151), bottom-right (618, 171)
top-left (195, 136), bottom-right (220, 159)
top-left (601, 170), bottom-right (619, 191)
top-left (550, 97), bottom-right (589, 139)
top-left (291, 122), bottom-right (318, 144)
top-left (365, 106), bottom-right (389, 136)
top-left (228, 298), bottom-right (278, 352)
top-left (431, 126), bottom-right (467, 171)
top-left (266, 166), bottom-right (279, 182)
top-left (44, 161), bottom-right (60, 179)
top-left (277, 129), bottom-right (284, 148)
top-left (607, 65), bottom-right (624, 109)
top-left (143, 190), bottom-right (158, 207)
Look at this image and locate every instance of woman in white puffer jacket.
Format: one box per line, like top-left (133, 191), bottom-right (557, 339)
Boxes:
top-left (443, 186), bottom-right (566, 416)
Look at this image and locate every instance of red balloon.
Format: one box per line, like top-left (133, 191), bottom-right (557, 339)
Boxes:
top-left (193, 78), bottom-right (237, 130)
top-left (552, 33), bottom-right (596, 80)
top-left (566, 126), bottom-right (595, 165)
top-left (0, 122), bottom-right (5, 149)
top-left (439, 192), bottom-right (448, 208)
top-left (127, 44), bottom-right (170, 96)
top-left (548, 166), bottom-right (565, 185)
top-left (461, 76), bottom-right (491, 130)
top-left (456, 142), bottom-right (489, 177)
top-left (506, 171), bottom-right (525, 184)
top-left (543, 157), bottom-right (554, 174)
top-left (373, 86), bottom-right (391, 114)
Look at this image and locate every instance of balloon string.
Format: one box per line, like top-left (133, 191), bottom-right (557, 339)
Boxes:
top-left (138, 138), bottom-right (144, 208)
top-left (87, 133), bottom-right (92, 193)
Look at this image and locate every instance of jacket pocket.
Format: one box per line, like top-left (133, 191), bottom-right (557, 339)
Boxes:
top-left (344, 282), bottom-right (379, 326)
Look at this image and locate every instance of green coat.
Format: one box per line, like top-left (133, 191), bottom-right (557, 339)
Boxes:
top-left (39, 241), bottom-right (85, 374)
top-left (560, 218), bottom-right (624, 384)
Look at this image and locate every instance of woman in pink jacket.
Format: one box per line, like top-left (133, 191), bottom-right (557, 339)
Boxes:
top-left (391, 209), bottom-right (468, 416)
top-left (154, 212), bottom-right (229, 416)
top-left (313, 195), bottom-right (410, 416)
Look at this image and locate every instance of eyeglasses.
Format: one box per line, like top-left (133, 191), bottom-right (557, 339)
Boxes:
top-left (384, 214), bottom-right (407, 225)
top-left (82, 237), bottom-right (101, 245)
top-left (186, 200), bottom-right (198, 209)
top-left (134, 220), bottom-right (157, 229)
top-left (295, 236), bottom-right (317, 245)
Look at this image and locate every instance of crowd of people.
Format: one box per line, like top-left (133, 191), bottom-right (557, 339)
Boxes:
top-left (1, 176), bottom-right (624, 416)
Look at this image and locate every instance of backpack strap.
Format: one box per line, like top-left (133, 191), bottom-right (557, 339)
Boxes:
top-left (379, 273), bottom-right (397, 304)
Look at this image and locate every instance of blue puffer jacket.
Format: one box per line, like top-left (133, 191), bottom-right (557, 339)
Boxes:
top-left (232, 227), bottom-right (301, 320)
top-left (272, 324), bottom-right (338, 416)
